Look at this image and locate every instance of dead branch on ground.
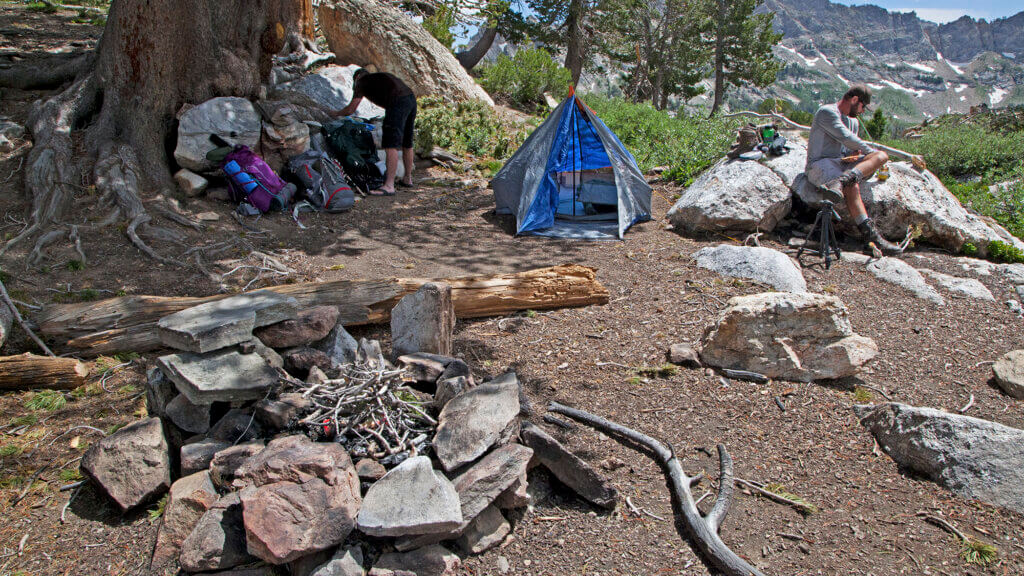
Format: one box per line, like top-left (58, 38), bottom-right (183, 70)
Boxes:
top-left (548, 401), bottom-right (767, 576)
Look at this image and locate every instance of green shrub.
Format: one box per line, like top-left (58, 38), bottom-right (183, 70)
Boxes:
top-left (415, 97), bottom-right (530, 159)
top-left (422, 3), bottom-right (456, 50)
top-left (479, 48), bottom-right (571, 110)
top-left (581, 95), bottom-right (737, 184)
top-left (895, 124), bottom-right (1024, 181)
top-left (987, 240), bottom-right (1024, 264)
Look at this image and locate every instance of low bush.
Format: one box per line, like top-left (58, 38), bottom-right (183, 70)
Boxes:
top-left (893, 124), bottom-right (1024, 181)
top-left (581, 95), bottom-right (737, 185)
top-left (414, 97), bottom-right (530, 159)
top-left (479, 48), bottom-right (571, 111)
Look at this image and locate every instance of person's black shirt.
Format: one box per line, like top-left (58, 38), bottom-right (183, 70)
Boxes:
top-left (353, 72), bottom-right (414, 108)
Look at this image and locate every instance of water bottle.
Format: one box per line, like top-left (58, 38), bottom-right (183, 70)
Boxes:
top-left (877, 163), bottom-right (890, 182)
top-left (224, 160), bottom-right (259, 195)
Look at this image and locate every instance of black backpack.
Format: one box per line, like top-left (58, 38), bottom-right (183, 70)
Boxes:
top-left (323, 118), bottom-right (384, 194)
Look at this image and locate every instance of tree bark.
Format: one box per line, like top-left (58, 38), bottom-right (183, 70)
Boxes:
top-left (4, 0), bottom-right (315, 264)
top-left (0, 353), bottom-right (90, 390)
top-left (709, 0), bottom-right (726, 117)
top-left (455, 27), bottom-right (498, 70)
top-left (36, 265), bottom-right (610, 356)
top-left (564, 0), bottom-right (585, 85)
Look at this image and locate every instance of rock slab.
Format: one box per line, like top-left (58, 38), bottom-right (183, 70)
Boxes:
top-left (254, 305), bottom-right (340, 349)
top-left (693, 245), bottom-right (807, 292)
top-left (433, 372), bottom-right (521, 471)
top-left (158, 291), bottom-right (299, 353)
top-left (857, 402), bottom-right (1024, 514)
top-left (520, 422), bottom-right (617, 509)
top-left (357, 455), bottom-right (462, 537)
top-left (993, 349), bottom-right (1024, 399)
top-left (699, 292), bottom-right (878, 382)
top-left (866, 258), bottom-right (944, 305)
top-left (372, 545), bottom-right (461, 576)
top-left (174, 97), bottom-right (262, 173)
top-left (391, 282), bottom-right (456, 359)
top-left (179, 492), bottom-right (256, 572)
top-left (158, 349), bottom-right (279, 404)
top-left (919, 269), bottom-right (994, 301)
top-left (80, 417), bottom-right (170, 512)
top-left (151, 471), bottom-right (218, 569)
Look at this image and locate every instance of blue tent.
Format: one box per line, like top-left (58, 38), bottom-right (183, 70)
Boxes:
top-left (492, 93), bottom-right (652, 240)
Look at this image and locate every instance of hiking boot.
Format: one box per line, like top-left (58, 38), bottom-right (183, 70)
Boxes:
top-left (858, 219), bottom-right (902, 256)
top-left (839, 168), bottom-right (863, 187)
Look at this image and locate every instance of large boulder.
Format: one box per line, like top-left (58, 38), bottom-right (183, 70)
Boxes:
top-left (699, 292), bottom-right (878, 381)
top-left (317, 0), bottom-right (493, 105)
top-left (693, 245), bottom-right (807, 292)
top-left (760, 136), bottom-right (807, 188)
top-left (794, 158), bottom-right (1024, 255)
top-left (667, 158), bottom-right (792, 234)
top-left (273, 64), bottom-right (385, 117)
top-left (80, 417), bottom-right (170, 512)
top-left (433, 372), bottom-right (521, 471)
top-left (174, 97), bottom-right (261, 174)
top-left (856, 403), bottom-right (1024, 514)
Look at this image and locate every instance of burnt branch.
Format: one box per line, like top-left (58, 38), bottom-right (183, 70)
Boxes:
top-left (548, 401), bottom-right (767, 576)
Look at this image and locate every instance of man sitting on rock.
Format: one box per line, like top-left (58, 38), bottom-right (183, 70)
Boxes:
top-left (333, 68), bottom-right (416, 196)
top-left (806, 85), bottom-right (901, 255)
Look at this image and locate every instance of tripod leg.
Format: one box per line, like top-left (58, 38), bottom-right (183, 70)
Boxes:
top-left (798, 209), bottom-right (824, 260)
top-left (828, 213), bottom-right (842, 261)
top-left (821, 210), bottom-right (832, 268)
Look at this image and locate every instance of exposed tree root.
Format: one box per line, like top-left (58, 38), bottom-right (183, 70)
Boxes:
top-left (548, 402), bottom-right (767, 576)
top-left (28, 228), bottom-right (67, 267)
top-left (69, 225), bottom-right (85, 264)
top-left (127, 214), bottom-right (181, 267)
top-left (0, 52), bottom-right (94, 91)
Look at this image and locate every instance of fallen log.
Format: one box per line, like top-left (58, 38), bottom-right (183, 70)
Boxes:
top-left (36, 265), bottom-right (609, 356)
top-left (0, 353), bottom-right (90, 390)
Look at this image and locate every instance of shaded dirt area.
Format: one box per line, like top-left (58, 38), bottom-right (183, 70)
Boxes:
top-left (2, 5), bottom-right (1024, 576)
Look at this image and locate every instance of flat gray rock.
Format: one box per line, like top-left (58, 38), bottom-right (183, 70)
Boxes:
top-left (165, 393), bottom-right (211, 434)
top-left (919, 269), bottom-right (994, 301)
top-left (307, 546), bottom-right (365, 576)
top-left (158, 349), bottom-right (278, 404)
top-left (856, 402), bottom-right (1024, 514)
top-left (993, 350), bottom-right (1024, 399)
top-left (521, 422), bottom-right (617, 509)
top-left (693, 245), bottom-right (807, 292)
top-left (357, 455), bottom-right (462, 537)
top-left (1002, 263), bottom-right (1024, 285)
top-left (433, 372), bottom-right (521, 471)
top-left (372, 545), bottom-right (460, 576)
top-left (317, 322), bottom-right (360, 368)
top-left (179, 492), bottom-right (256, 572)
top-left (867, 258), bottom-right (944, 305)
top-left (457, 505), bottom-right (510, 554)
top-left (391, 282), bottom-right (455, 359)
top-left (667, 158), bottom-right (792, 234)
top-left (80, 417), bottom-right (170, 512)
top-left (158, 291), bottom-right (299, 353)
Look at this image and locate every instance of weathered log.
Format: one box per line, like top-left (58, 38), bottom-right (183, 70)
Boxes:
top-left (37, 265), bottom-right (608, 356)
top-left (0, 353), bottom-right (90, 390)
top-left (548, 402), bottom-right (767, 576)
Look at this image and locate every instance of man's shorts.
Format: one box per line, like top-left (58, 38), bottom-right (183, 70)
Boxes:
top-left (382, 94), bottom-right (417, 149)
top-left (805, 158), bottom-right (847, 189)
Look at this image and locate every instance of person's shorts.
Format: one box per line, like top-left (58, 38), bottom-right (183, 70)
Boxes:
top-left (382, 94), bottom-right (417, 149)
top-left (805, 158), bottom-right (847, 188)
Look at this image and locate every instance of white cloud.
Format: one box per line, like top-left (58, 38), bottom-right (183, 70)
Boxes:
top-left (893, 8), bottom-right (988, 23)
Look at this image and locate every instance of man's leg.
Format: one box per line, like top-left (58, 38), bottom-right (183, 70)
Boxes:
top-left (401, 148), bottom-right (414, 186)
top-left (382, 148), bottom-right (399, 193)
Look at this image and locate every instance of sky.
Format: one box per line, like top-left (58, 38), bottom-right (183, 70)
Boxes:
top-left (833, 0), bottom-right (1022, 23)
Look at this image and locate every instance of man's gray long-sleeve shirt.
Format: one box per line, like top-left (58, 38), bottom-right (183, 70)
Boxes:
top-left (805, 103), bottom-right (875, 169)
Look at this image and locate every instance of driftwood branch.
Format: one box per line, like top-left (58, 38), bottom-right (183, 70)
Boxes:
top-left (0, 353), bottom-right (89, 390)
top-left (0, 277), bottom-right (56, 357)
top-left (723, 111), bottom-right (926, 168)
top-left (548, 401), bottom-right (767, 576)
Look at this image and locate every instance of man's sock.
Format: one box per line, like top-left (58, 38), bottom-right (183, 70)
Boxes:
top-left (854, 214), bottom-right (869, 225)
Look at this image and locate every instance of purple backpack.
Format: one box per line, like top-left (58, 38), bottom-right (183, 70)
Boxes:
top-left (223, 146), bottom-right (291, 212)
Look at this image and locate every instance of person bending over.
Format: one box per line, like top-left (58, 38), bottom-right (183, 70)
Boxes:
top-left (333, 68), bottom-right (416, 196)
top-left (806, 85), bottom-right (901, 255)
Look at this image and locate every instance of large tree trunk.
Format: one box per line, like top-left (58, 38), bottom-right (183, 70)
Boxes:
top-left (36, 265), bottom-right (609, 356)
top-left (709, 0), bottom-right (726, 117)
top-left (3, 0), bottom-right (315, 263)
top-left (456, 27), bottom-right (498, 71)
top-left (318, 0), bottom-right (493, 105)
top-left (564, 0), bottom-right (585, 85)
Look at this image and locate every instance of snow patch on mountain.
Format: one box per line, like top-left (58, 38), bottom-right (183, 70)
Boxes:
top-left (990, 87), bottom-right (1009, 105)
top-left (906, 62), bottom-right (936, 73)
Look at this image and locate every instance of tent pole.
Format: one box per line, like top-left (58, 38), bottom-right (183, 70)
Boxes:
top-left (571, 98), bottom-right (578, 217)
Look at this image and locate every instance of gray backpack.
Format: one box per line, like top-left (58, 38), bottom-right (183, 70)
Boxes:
top-left (288, 150), bottom-right (355, 213)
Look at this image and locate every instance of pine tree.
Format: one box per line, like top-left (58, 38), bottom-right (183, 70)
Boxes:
top-left (525, 0), bottom-right (600, 84)
top-left (707, 0), bottom-right (782, 116)
top-left (865, 108), bottom-right (889, 139)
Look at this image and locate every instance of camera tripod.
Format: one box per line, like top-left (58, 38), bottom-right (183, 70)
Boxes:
top-left (796, 199), bottom-right (842, 268)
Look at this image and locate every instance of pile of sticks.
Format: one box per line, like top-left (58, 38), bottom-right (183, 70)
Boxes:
top-left (283, 358), bottom-right (436, 466)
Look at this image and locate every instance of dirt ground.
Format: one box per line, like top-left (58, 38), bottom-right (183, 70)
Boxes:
top-left (2, 5), bottom-right (1024, 576)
